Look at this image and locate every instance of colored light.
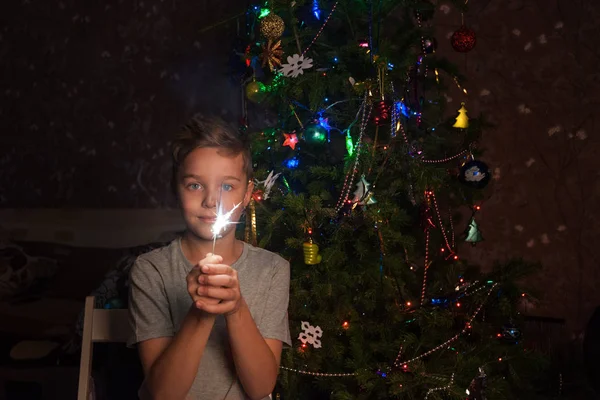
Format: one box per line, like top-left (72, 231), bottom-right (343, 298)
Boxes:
top-left (258, 8), bottom-right (270, 18)
top-left (284, 157), bottom-right (300, 169)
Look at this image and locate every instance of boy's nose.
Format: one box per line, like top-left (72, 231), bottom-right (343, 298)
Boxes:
top-left (202, 189), bottom-right (218, 209)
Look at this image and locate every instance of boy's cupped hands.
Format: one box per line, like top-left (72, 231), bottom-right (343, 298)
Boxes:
top-left (186, 253), bottom-right (242, 316)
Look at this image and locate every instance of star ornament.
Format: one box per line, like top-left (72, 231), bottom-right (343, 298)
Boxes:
top-left (260, 39), bottom-right (283, 71)
top-left (283, 132), bottom-right (298, 150)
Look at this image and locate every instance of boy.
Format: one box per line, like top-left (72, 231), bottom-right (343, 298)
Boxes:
top-left (128, 115), bottom-right (291, 400)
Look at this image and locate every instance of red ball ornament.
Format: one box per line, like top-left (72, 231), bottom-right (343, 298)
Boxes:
top-left (371, 100), bottom-right (392, 126)
top-left (451, 25), bottom-right (476, 53)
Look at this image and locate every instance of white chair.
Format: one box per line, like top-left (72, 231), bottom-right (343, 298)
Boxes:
top-left (77, 296), bottom-right (130, 400)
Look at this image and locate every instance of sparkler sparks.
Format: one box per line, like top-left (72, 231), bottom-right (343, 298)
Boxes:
top-left (211, 201), bottom-right (242, 253)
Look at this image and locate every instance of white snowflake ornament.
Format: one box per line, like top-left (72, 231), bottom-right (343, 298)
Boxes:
top-left (279, 54), bottom-right (313, 78)
top-left (254, 170), bottom-right (281, 200)
top-left (298, 321), bottom-right (323, 348)
top-left (352, 175), bottom-right (377, 206)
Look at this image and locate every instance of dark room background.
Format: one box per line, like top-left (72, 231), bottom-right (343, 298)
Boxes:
top-left (1, 0), bottom-right (599, 335)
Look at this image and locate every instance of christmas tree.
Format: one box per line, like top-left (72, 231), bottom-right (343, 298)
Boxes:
top-left (231, 1), bottom-right (552, 398)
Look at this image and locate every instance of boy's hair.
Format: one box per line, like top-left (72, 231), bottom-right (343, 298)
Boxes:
top-left (171, 114), bottom-right (253, 194)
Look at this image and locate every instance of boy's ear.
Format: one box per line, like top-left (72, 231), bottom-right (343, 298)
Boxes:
top-left (243, 180), bottom-right (254, 207)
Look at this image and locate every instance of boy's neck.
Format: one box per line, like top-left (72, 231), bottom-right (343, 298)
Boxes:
top-left (181, 232), bottom-right (243, 266)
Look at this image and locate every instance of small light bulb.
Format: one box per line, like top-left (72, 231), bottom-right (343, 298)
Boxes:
top-left (406, 301), bottom-right (412, 307)
top-left (456, 302), bottom-right (461, 307)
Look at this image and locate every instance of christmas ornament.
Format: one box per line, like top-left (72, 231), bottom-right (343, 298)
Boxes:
top-left (298, 321), bottom-right (323, 348)
top-left (282, 132), bottom-right (299, 150)
top-left (459, 160), bottom-right (490, 189)
top-left (466, 366), bottom-right (487, 399)
top-left (260, 39), bottom-right (283, 71)
top-left (424, 38), bottom-right (437, 54)
top-left (254, 170), bottom-right (281, 200)
top-left (279, 54), bottom-right (313, 78)
top-left (303, 241), bottom-right (322, 265)
top-left (352, 175), bottom-right (377, 207)
top-left (304, 122), bottom-right (327, 143)
top-left (500, 323), bottom-right (522, 344)
top-left (252, 190), bottom-right (264, 202)
top-left (451, 25), bottom-right (477, 53)
top-left (371, 100), bottom-right (392, 126)
top-left (260, 13), bottom-right (285, 40)
top-left (453, 102), bottom-right (469, 128)
top-left (245, 80), bottom-right (267, 103)
top-left (244, 198), bottom-right (257, 246)
top-left (464, 216), bottom-right (483, 245)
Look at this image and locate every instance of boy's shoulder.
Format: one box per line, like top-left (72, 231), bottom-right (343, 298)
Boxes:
top-left (132, 240), bottom-right (180, 272)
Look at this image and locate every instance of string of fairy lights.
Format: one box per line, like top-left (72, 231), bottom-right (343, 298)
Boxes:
top-left (242, 0), bottom-right (512, 392)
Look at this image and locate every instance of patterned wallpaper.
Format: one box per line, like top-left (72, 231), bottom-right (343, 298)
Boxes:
top-left (0, 0), bottom-right (249, 207)
top-left (1, 0), bottom-right (599, 330)
top-left (441, 0), bottom-right (600, 332)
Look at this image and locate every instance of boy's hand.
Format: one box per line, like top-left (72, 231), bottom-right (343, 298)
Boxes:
top-left (186, 253), bottom-right (222, 307)
top-left (195, 263), bottom-right (242, 316)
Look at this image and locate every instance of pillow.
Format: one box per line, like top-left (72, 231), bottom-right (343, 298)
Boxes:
top-left (0, 242), bottom-right (58, 300)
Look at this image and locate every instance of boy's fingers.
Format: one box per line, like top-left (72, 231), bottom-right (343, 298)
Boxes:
top-left (201, 264), bottom-right (235, 275)
top-left (200, 254), bottom-right (223, 265)
top-left (198, 274), bottom-right (236, 288)
top-left (197, 286), bottom-right (237, 301)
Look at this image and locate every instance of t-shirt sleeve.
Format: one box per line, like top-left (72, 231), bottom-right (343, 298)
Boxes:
top-left (127, 256), bottom-right (174, 347)
top-left (258, 256), bottom-right (292, 347)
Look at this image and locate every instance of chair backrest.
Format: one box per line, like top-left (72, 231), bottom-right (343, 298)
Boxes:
top-left (78, 296), bottom-right (130, 400)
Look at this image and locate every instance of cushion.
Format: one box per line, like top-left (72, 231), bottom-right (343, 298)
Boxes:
top-left (10, 340), bottom-right (60, 360)
top-left (0, 242), bottom-right (58, 301)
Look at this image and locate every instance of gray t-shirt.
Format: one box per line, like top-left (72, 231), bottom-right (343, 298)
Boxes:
top-left (128, 238), bottom-right (291, 400)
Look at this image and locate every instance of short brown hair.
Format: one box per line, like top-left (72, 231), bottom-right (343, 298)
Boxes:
top-left (171, 114), bottom-right (252, 193)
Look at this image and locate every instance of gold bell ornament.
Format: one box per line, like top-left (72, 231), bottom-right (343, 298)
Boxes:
top-left (303, 240), bottom-right (322, 265)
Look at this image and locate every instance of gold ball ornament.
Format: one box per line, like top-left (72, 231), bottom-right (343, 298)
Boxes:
top-left (303, 242), bottom-right (322, 265)
top-left (260, 14), bottom-right (285, 40)
top-left (245, 80), bottom-right (267, 103)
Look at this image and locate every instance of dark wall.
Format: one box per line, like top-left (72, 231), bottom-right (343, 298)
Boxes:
top-left (1, 0), bottom-right (600, 331)
top-left (0, 0), bottom-right (247, 207)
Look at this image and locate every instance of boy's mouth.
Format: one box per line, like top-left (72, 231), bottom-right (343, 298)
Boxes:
top-left (199, 216), bottom-right (216, 224)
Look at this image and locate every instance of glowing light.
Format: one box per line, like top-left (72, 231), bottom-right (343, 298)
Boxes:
top-left (406, 301), bottom-right (412, 307)
top-left (312, 0), bottom-right (321, 19)
top-left (342, 321), bottom-right (349, 329)
top-left (258, 8), bottom-right (270, 18)
top-left (212, 201), bottom-right (242, 252)
top-left (284, 157), bottom-right (300, 169)
top-left (345, 132), bottom-right (354, 156)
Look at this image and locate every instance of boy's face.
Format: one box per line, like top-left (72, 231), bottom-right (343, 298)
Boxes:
top-left (176, 147), bottom-right (253, 242)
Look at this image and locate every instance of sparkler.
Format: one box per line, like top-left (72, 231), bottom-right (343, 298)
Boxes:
top-left (211, 189), bottom-right (242, 254)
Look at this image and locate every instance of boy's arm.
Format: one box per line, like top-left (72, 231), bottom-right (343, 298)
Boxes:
top-left (225, 298), bottom-right (282, 400)
top-left (138, 306), bottom-right (216, 400)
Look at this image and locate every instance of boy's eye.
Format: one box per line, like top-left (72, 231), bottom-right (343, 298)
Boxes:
top-left (222, 183), bottom-right (233, 192)
top-left (187, 183), bottom-right (202, 191)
